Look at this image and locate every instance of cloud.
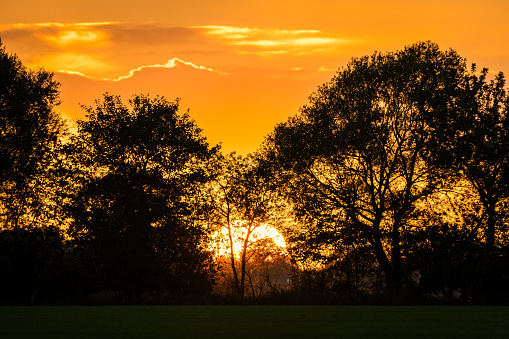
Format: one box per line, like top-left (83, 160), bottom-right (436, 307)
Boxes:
top-left (1, 22), bottom-right (346, 80)
top-left (42, 30), bottom-right (108, 46)
top-left (56, 57), bottom-right (226, 81)
top-left (2, 23), bottom-right (349, 59)
top-left (234, 37), bottom-right (348, 47)
top-left (0, 22), bottom-right (116, 62)
top-left (36, 53), bottom-right (115, 74)
top-left (7, 22), bottom-right (119, 29)
top-left (193, 26), bottom-right (258, 39)
top-left (57, 69), bottom-right (92, 78)
top-left (1, 22), bottom-right (116, 46)
top-left (195, 26), bottom-right (321, 39)
top-left (1, 22), bottom-right (220, 77)
top-left (1, 22), bottom-right (203, 48)
top-left (194, 25), bottom-right (350, 55)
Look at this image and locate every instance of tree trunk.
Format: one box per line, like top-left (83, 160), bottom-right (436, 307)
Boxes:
top-left (460, 200), bottom-right (497, 304)
top-left (239, 224), bottom-right (255, 299)
top-left (227, 223), bottom-right (242, 297)
top-left (473, 201), bottom-right (497, 303)
top-left (370, 228), bottom-right (402, 301)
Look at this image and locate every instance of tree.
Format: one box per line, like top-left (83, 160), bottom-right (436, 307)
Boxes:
top-left (205, 153), bottom-right (286, 298)
top-left (0, 38), bottom-right (67, 230)
top-left (66, 93), bottom-right (218, 296)
top-left (0, 226), bottom-right (66, 305)
top-left (265, 41), bottom-right (467, 296)
top-left (433, 67), bottom-right (509, 302)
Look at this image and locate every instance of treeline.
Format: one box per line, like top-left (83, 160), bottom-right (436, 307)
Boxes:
top-left (1, 39), bottom-right (508, 305)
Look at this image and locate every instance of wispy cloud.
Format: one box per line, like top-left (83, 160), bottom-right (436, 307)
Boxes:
top-left (194, 26), bottom-right (258, 39)
top-left (195, 25), bottom-right (350, 55)
top-left (43, 30), bottom-right (108, 46)
top-left (35, 52), bottom-right (115, 75)
top-left (7, 22), bottom-right (120, 29)
top-left (1, 22), bottom-right (344, 79)
top-left (57, 57), bottom-right (226, 81)
top-left (2, 22), bottom-right (116, 46)
top-left (57, 69), bottom-right (91, 78)
top-left (234, 37), bottom-right (347, 47)
top-left (195, 26), bottom-right (321, 39)
top-left (1, 22), bottom-right (220, 78)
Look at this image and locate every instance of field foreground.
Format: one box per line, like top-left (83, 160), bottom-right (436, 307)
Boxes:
top-left (1, 306), bottom-right (508, 338)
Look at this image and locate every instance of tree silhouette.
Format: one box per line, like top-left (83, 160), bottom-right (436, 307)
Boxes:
top-left (0, 38), bottom-right (67, 230)
top-left (265, 42), bottom-right (467, 297)
top-left (0, 226), bottom-right (65, 304)
top-left (432, 67), bottom-right (509, 302)
top-left (2, 35), bottom-right (509, 304)
top-left (65, 94), bottom-right (218, 296)
top-left (204, 153), bottom-right (285, 298)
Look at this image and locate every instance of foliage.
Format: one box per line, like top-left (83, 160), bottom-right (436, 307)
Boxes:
top-left (0, 226), bottom-right (66, 304)
top-left (435, 68), bottom-right (509, 301)
top-left (0, 38), bottom-right (67, 230)
top-left (204, 153), bottom-right (289, 298)
top-left (266, 41), bottom-right (468, 294)
top-left (65, 93), bottom-right (218, 296)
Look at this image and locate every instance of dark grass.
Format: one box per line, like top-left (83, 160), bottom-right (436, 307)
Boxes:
top-left (0, 306), bottom-right (508, 338)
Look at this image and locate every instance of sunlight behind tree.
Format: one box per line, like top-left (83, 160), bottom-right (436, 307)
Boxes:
top-left (210, 220), bottom-right (292, 298)
top-left (212, 220), bottom-right (287, 258)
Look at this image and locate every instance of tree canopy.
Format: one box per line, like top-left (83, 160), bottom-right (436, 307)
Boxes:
top-left (0, 38), bottom-right (66, 230)
top-left (264, 41), bottom-right (508, 298)
top-left (65, 93), bottom-right (219, 296)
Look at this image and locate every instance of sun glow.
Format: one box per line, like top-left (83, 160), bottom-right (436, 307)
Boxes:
top-left (212, 221), bottom-right (287, 259)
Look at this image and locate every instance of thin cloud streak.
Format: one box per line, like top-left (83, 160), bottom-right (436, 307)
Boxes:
top-left (233, 37), bottom-right (349, 47)
top-left (195, 26), bottom-right (321, 38)
top-left (194, 25), bottom-right (351, 55)
top-left (57, 57), bottom-right (227, 81)
top-left (8, 22), bottom-right (120, 29)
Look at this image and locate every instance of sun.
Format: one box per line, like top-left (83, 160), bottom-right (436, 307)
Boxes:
top-left (212, 220), bottom-right (287, 258)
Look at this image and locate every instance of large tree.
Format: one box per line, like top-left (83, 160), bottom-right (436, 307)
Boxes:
top-left (266, 41), bottom-right (467, 295)
top-left (0, 38), bottom-right (66, 230)
top-left (66, 93), bottom-right (218, 296)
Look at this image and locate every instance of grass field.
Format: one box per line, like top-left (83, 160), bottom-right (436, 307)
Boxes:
top-left (0, 306), bottom-right (508, 338)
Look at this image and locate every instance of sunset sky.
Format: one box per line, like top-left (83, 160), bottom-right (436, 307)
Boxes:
top-left (2, 0), bottom-right (508, 154)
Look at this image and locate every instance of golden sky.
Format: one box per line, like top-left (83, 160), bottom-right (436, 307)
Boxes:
top-left (1, 0), bottom-right (508, 154)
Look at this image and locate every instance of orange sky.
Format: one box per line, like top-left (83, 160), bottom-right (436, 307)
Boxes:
top-left (1, 0), bottom-right (508, 154)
